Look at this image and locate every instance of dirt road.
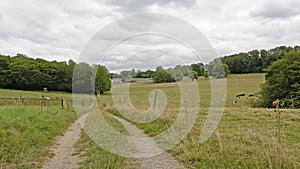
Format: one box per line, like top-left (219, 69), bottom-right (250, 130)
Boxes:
top-left (111, 115), bottom-right (185, 169)
top-left (42, 114), bottom-right (88, 169)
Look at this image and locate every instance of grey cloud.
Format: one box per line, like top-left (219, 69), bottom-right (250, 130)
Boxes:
top-left (0, 2), bottom-right (61, 42)
top-left (0, 0), bottom-right (119, 60)
top-left (63, 4), bottom-right (117, 18)
top-left (103, 49), bottom-right (192, 71)
top-left (251, 1), bottom-right (300, 18)
top-left (1, 0), bottom-right (300, 71)
top-left (98, 0), bottom-right (196, 12)
top-left (79, 13), bottom-right (214, 70)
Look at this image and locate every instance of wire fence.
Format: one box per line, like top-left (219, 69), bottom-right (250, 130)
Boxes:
top-left (0, 96), bottom-right (74, 108)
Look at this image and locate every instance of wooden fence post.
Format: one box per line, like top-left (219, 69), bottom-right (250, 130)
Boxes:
top-left (153, 90), bottom-right (158, 110)
top-left (19, 95), bottom-right (24, 104)
top-left (61, 98), bottom-right (64, 108)
top-left (40, 96), bottom-right (44, 112)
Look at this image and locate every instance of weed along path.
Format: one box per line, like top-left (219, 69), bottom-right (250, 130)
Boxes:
top-left (42, 114), bottom-right (88, 169)
top-left (111, 115), bottom-right (185, 169)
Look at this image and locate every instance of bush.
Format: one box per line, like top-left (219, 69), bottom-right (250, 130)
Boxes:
top-left (152, 70), bottom-right (176, 83)
top-left (260, 52), bottom-right (300, 108)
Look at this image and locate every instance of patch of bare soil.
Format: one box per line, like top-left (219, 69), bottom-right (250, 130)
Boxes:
top-left (111, 115), bottom-right (185, 169)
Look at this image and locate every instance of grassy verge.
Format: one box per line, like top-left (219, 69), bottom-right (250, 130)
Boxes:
top-left (0, 106), bottom-right (76, 168)
top-left (75, 111), bottom-right (126, 169)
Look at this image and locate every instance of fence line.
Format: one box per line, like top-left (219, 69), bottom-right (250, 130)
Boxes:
top-left (0, 96), bottom-right (74, 108)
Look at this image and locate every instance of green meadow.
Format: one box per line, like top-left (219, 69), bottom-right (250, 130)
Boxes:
top-left (0, 91), bottom-right (126, 168)
top-left (0, 106), bottom-right (76, 168)
top-left (0, 73), bottom-right (299, 168)
top-left (102, 73), bottom-right (300, 168)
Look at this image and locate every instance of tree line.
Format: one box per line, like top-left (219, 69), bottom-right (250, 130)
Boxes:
top-left (115, 59), bottom-right (232, 82)
top-left (114, 63), bottom-right (206, 83)
top-left (0, 54), bottom-right (111, 94)
top-left (221, 45), bottom-right (300, 74)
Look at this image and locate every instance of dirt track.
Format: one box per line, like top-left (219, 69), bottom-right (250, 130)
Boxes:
top-left (42, 114), bottom-right (88, 169)
top-left (111, 115), bottom-right (185, 169)
top-left (42, 113), bottom-right (184, 169)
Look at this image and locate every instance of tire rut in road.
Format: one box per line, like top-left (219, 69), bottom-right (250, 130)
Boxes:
top-left (111, 115), bottom-right (185, 169)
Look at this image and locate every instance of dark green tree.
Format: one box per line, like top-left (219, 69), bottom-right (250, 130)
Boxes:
top-left (189, 70), bottom-right (198, 81)
top-left (190, 63), bottom-right (204, 76)
top-left (72, 63), bottom-right (94, 94)
top-left (221, 45), bottom-right (297, 74)
top-left (203, 70), bottom-right (209, 79)
top-left (95, 65), bottom-right (111, 94)
top-left (134, 70), bottom-right (154, 78)
top-left (208, 59), bottom-right (230, 78)
top-left (167, 68), bottom-right (183, 81)
top-left (56, 60), bottom-right (74, 92)
top-left (260, 52), bottom-right (300, 108)
top-left (156, 66), bottom-right (163, 71)
top-left (152, 69), bottom-right (175, 83)
top-left (0, 55), bottom-right (10, 88)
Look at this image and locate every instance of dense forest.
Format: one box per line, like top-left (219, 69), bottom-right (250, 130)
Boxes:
top-left (0, 54), bottom-right (111, 94)
top-left (220, 45), bottom-right (300, 74)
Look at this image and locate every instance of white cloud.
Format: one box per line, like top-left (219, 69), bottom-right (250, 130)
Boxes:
top-left (0, 0), bottom-right (121, 61)
top-left (0, 0), bottom-right (299, 71)
top-left (251, 0), bottom-right (300, 19)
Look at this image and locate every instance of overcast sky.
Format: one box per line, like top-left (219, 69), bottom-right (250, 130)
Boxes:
top-left (0, 0), bottom-right (300, 71)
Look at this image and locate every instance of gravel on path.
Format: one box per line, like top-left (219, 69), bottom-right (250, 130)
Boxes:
top-left (111, 115), bottom-right (185, 169)
top-left (42, 114), bottom-right (88, 169)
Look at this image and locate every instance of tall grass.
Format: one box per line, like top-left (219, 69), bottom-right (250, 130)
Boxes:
top-left (170, 108), bottom-right (299, 168)
top-left (75, 111), bottom-right (126, 169)
top-left (0, 106), bottom-right (76, 168)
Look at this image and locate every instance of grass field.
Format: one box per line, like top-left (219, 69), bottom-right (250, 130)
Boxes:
top-left (101, 73), bottom-right (300, 168)
top-left (0, 89), bottom-right (72, 99)
top-left (1, 73), bottom-right (299, 168)
top-left (0, 89), bottom-right (126, 168)
top-left (0, 106), bottom-right (76, 168)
